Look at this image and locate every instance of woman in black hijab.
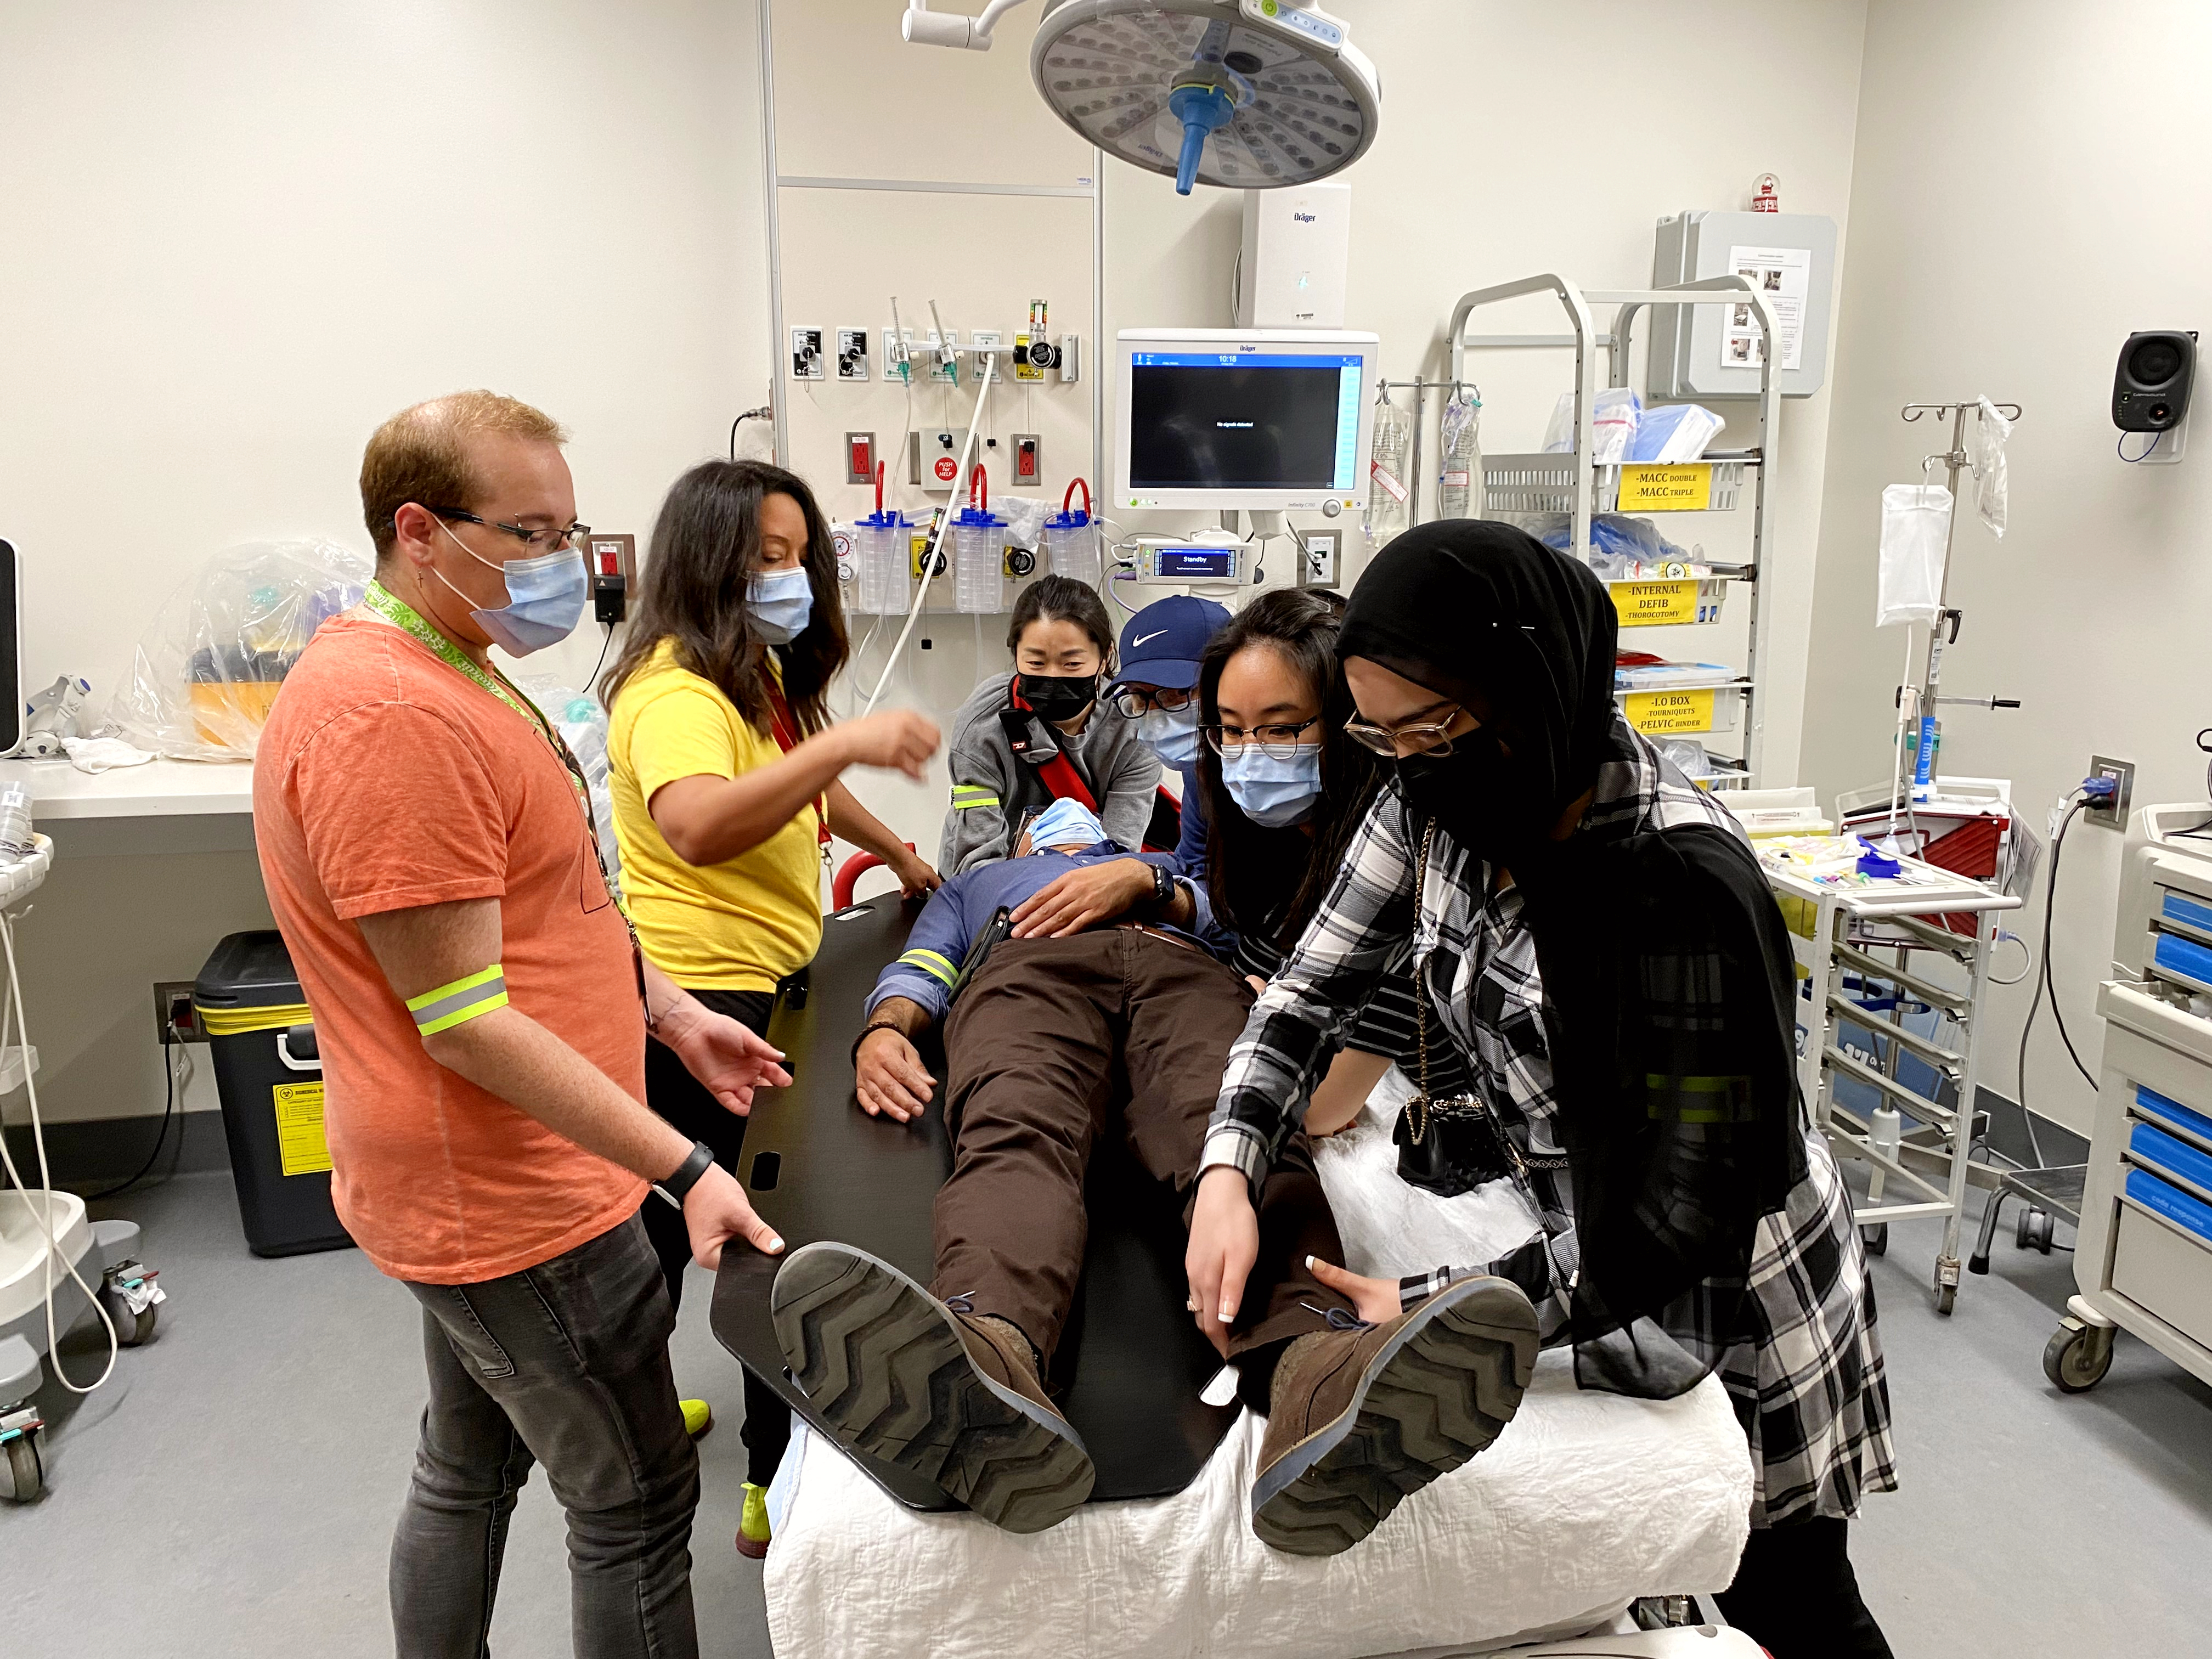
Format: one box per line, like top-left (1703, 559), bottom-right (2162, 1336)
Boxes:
top-left (1189, 522), bottom-right (1895, 1657)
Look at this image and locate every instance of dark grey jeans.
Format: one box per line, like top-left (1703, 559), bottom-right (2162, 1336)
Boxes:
top-left (391, 1214), bottom-right (700, 1659)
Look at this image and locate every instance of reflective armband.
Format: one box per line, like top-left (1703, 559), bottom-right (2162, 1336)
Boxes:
top-left (407, 966), bottom-right (510, 1035)
top-left (950, 785), bottom-right (1000, 811)
top-left (893, 947), bottom-right (959, 988)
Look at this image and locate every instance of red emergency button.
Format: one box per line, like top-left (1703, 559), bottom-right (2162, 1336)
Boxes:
top-left (934, 455), bottom-right (959, 483)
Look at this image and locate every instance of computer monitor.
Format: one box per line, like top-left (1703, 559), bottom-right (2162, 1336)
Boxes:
top-left (1114, 329), bottom-right (1379, 512)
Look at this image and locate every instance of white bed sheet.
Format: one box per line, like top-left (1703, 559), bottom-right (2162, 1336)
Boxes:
top-left (761, 1074), bottom-right (1753, 1659)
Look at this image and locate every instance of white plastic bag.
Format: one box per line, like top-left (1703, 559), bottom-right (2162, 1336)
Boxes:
top-left (1971, 396), bottom-right (2011, 539)
top-left (1364, 393), bottom-right (1412, 548)
top-left (107, 539), bottom-right (369, 760)
top-left (1877, 484), bottom-right (1951, 628)
top-left (516, 676), bottom-right (622, 889)
top-left (1542, 387), bottom-right (1640, 464)
top-left (1627, 403), bottom-right (1724, 464)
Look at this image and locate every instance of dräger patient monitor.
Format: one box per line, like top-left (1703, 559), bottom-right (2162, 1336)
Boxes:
top-left (1115, 328), bottom-right (1379, 513)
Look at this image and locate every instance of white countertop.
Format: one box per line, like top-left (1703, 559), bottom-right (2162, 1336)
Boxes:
top-left (0, 756), bottom-right (253, 820)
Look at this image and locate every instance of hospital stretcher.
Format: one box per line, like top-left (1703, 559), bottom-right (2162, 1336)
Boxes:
top-left (710, 895), bottom-right (1756, 1657)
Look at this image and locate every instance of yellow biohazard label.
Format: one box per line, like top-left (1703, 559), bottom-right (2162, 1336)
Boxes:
top-left (1617, 464), bottom-right (1713, 511)
top-left (272, 1081), bottom-right (332, 1177)
top-left (1612, 579), bottom-right (1700, 627)
top-left (1624, 687), bottom-right (1717, 734)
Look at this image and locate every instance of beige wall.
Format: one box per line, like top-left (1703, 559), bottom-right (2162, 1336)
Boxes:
top-left (3, 0), bottom-right (769, 1124)
top-left (1801, 0), bottom-right (2212, 1133)
top-left (8, 0), bottom-right (1874, 1125)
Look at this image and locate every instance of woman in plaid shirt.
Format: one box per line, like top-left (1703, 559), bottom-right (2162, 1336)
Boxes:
top-left (1186, 523), bottom-right (1895, 1658)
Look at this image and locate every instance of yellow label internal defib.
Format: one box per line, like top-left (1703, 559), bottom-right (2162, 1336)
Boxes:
top-left (272, 1081), bottom-right (332, 1177)
top-left (1623, 687), bottom-right (1717, 733)
top-left (1617, 464), bottom-right (1712, 511)
top-left (1612, 579), bottom-right (1700, 627)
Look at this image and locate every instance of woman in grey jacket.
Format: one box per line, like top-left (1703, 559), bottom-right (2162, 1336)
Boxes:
top-left (937, 576), bottom-right (1161, 874)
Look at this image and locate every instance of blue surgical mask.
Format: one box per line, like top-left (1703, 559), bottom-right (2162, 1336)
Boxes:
top-left (748, 566), bottom-right (814, 645)
top-left (1138, 703), bottom-right (1201, 766)
top-left (1026, 797), bottom-right (1109, 852)
top-left (1223, 743), bottom-right (1323, 828)
top-left (436, 522), bottom-right (587, 656)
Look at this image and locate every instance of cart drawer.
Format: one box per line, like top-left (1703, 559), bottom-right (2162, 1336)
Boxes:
top-left (2113, 1178), bottom-right (2212, 1351)
top-left (2131, 1122), bottom-right (2212, 1195)
top-left (2136, 1084), bottom-right (2212, 1150)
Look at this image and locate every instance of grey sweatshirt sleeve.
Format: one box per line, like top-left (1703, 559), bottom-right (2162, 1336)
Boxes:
top-left (1096, 718), bottom-right (1164, 854)
top-left (938, 689), bottom-right (1018, 876)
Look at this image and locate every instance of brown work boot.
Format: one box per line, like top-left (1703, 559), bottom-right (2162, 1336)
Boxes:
top-left (1250, 1276), bottom-right (1539, 1556)
top-left (770, 1242), bottom-right (1096, 1533)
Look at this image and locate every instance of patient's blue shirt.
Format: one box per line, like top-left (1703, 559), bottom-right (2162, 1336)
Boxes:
top-left (864, 842), bottom-right (1229, 1023)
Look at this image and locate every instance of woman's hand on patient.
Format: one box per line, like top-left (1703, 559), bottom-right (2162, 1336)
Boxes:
top-left (1185, 1167), bottom-right (1261, 1359)
top-left (854, 1027), bottom-right (935, 1122)
top-left (1307, 1258), bottom-right (1404, 1324)
top-left (1010, 858), bottom-right (1156, 938)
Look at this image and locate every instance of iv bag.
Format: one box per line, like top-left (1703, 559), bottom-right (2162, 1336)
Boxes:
top-left (1971, 396), bottom-right (2011, 539)
top-left (1542, 387), bottom-right (1640, 465)
top-left (1364, 394), bottom-right (1410, 548)
top-left (1436, 389), bottom-right (1483, 518)
top-left (1877, 483), bottom-right (1951, 628)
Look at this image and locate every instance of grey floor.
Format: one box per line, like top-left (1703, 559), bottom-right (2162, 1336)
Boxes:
top-left (4, 1169), bottom-right (2210, 1658)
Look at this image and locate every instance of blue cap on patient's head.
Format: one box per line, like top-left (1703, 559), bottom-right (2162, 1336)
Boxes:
top-left (1108, 595), bottom-right (1231, 694)
top-left (1027, 798), bottom-right (1109, 853)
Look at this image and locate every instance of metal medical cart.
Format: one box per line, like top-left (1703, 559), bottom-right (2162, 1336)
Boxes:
top-left (2047, 803), bottom-right (2212, 1392)
top-left (1765, 851), bottom-right (2021, 1313)
top-left (1444, 271), bottom-right (1780, 788)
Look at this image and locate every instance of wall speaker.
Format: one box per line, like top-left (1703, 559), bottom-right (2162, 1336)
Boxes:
top-left (2113, 330), bottom-right (2196, 431)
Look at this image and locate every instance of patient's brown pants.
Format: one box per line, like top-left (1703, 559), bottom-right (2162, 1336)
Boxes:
top-left (937, 928), bottom-right (1348, 1373)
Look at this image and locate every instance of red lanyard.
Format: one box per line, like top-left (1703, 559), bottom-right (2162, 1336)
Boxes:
top-left (1009, 684), bottom-right (1098, 810)
top-left (765, 681), bottom-right (832, 847)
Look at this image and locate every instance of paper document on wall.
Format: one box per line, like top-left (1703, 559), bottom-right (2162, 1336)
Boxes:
top-left (1723, 245), bottom-right (1813, 371)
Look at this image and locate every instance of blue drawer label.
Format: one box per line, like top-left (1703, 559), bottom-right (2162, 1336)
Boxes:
top-left (2126, 1167), bottom-right (2212, 1245)
top-left (2137, 1085), bottom-right (2212, 1146)
top-left (2153, 929), bottom-right (2212, 985)
top-left (2131, 1121), bottom-right (2212, 1194)
top-left (2162, 890), bottom-right (2212, 935)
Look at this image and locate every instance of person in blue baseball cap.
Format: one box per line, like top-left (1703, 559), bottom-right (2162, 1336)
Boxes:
top-left (1104, 594), bottom-right (1232, 881)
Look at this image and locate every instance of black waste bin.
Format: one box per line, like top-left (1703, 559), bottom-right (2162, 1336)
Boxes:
top-left (193, 930), bottom-right (353, 1257)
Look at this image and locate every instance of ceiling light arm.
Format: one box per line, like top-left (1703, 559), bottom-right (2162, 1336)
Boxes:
top-left (901, 0), bottom-right (1035, 51)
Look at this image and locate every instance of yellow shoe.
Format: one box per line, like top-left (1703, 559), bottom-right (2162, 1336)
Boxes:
top-left (680, 1398), bottom-right (714, 1439)
top-left (736, 1481), bottom-right (772, 1560)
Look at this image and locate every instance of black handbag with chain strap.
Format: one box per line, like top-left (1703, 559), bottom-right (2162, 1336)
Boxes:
top-left (1392, 820), bottom-right (1549, 1197)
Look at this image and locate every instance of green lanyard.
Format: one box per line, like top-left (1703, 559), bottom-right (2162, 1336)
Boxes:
top-left (360, 582), bottom-right (658, 1029)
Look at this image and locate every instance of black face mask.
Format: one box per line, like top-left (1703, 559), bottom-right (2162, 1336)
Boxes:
top-left (1394, 731), bottom-right (1554, 867)
top-left (1017, 672), bottom-right (1098, 723)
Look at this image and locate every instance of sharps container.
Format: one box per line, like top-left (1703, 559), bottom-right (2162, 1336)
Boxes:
top-left (193, 930), bottom-right (353, 1257)
top-left (953, 507), bottom-right (1008, 614)
top-left (1043, 479), bottom-right (1101, 586)
top-left (854, 510), bottom-right (913, 616)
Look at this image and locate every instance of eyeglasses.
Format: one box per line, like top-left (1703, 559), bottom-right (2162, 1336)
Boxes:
top-left (1202, 715), bottom-right (1321, 760)
top-left (1110, 685), bottom-right (1194, 718)
top-left (1343, 706), bottom-right (1468, 759)
top-left (428, 506), bottom-right (591, 556)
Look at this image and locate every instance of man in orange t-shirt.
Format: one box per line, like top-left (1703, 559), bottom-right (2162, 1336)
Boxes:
top-left (255, 390), bottom-right (788, 1659)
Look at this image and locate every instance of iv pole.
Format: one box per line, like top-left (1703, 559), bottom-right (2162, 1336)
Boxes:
top-left (1891, 399), bottom-right (2024, 829)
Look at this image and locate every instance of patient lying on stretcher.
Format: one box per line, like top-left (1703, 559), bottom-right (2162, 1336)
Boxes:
top-left (769, 798), bottom-right (1539, 1555)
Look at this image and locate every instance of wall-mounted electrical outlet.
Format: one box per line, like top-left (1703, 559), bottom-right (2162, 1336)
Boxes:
top-left (153, 980), bottom-right (202, 1044)
top-left (2087, 754), bottom-right (2135, 829)
top-left (1012, 433), bottom-right (1041, 483)
top-left (1300, 529), bottom-right (1342, 588)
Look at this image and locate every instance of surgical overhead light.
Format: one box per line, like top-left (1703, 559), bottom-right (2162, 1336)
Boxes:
top-left (901, 0), bottom-right (1379, 196)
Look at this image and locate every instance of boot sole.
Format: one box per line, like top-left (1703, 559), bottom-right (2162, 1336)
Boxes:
top-left (769, 1242), bottom-right (1096, 1534)
top-left (1250, 1278), bottom-right (1539, 1557)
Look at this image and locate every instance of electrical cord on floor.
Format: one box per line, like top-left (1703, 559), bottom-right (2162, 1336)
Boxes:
top-left (2013, 783), bottom-right (2114, 1166)
top-left (84, 1032), bottom-right (178, 1202)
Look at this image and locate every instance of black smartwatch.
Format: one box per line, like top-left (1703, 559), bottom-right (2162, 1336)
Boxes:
top-left (1149, 862), bottom-right (1175, 910)
top-left (657, 1139), bottom-right (716, 1207)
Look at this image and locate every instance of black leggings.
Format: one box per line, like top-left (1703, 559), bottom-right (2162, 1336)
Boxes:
top-left (640, 986), bottom-right (791, 1490)
top-left (1714, 1515), bottom-right (1893, 1658)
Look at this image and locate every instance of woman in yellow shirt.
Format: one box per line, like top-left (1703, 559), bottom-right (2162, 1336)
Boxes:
top-left (603, 458), bottom-right (939, 1553)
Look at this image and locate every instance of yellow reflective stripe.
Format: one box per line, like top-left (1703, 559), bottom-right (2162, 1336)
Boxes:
top-left (951, 786), bottom-right (999, 809)
top-left (894, 949), bottom-right (958, 988)
top-left (408, 965), bottom-right (510, 1035)
top-left (194, 1001), bottom-right (314, 1037)
top-left (1644, 1073), bottom-right (1753, 1124)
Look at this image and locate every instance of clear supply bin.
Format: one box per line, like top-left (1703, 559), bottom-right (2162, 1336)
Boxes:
top-left (953, 508), bottom-right (1008, 614)
top-left (193, 930), bottom-right (353, 1258)
top-left (854, 511), bottom-right (913, 616)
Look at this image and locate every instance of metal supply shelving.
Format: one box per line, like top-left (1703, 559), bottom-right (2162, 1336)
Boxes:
top-left (1439, 274), bottom-right (1780, 786)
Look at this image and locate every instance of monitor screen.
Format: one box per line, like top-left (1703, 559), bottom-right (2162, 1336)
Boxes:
top-left (1126, 352), bottom-right (1363, 493)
